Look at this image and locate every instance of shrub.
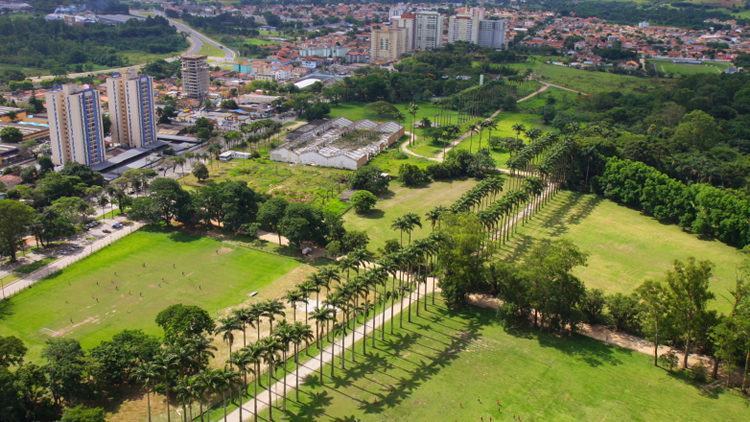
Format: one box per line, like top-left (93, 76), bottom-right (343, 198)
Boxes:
top-left (658, 350), bottom-right (679, 371)
top-left (399, 163), bottom-right (430, 187)
top-left (350, 190), bottom-right (377, 214)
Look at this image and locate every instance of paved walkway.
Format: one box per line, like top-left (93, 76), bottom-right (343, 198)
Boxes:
top-left (0, 220), bottom-right (144, 299)
top-left (224, 276), bottom-right (437, 421)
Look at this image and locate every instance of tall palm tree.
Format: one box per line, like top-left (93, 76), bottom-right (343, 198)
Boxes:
top-left (260, 299), bottom-right (286, 334)
top-left (310, 306), bottom-right (333, 383)
top-left (481, 119), bottom-right (497, 151)
top-left (154, 351), bottom-right (179, 422)
top-left (240, 342), bottom-right (264, 421)
top-left (247, 303), bottom-right (264, 341)
top-left (190, 373), bottom-right (210, 422)
top-left (512, 123), bottom-right (526, 142)
top-left (425, 206), bottom-right (446, 231)
top-left (317, 265), bottom-right (340, 298)
top-left (228, 351), bottom-right (251, 422)
top-left (391, 216), bottom-right (410, 247)
top-left (339, 255), bottom-right (358, 283)
top-left (469, 122), bottom-right (481, 153)
top-left (402, 212), bottom-right (422, 244)
top-left (285, 288), bottom-right (304, 322)
top-left (174, 376), bottom-right (193, 422)
top-left (216, 315), bottom-right (243, 361)
top-left (408, 102), bottom-right (419, 145)
top-left (258, 337), bottom-right (282, 421)
top-left (298, 280), bottom-right (314, 327)
top-left (134, 361), bottom-right (158, 422)
top-left (233, 307), bottom-right (253, 348)
top-left (290, 322), bottom-right (314, 400)
top-left (274, 320), bottom-right (295, 409)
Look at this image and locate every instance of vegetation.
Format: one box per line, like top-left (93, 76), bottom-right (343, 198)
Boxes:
top-left (0, 15), bottom-right (186, 79)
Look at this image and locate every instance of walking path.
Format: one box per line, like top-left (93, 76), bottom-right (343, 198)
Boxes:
top-left (224, 277), bottom-right (438, 422)
top-left (0, 220), bottom-right (144, 299)
top-left (400, 82), bottom-right (552, 163)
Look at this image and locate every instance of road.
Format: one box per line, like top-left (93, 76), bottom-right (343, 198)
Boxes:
top-left (29, 10), bottom-right (235, 82)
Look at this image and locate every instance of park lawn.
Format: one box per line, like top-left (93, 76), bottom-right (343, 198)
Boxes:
top-left (265, 296), bottom-right (750, 421)
top-left (518, 86), bottom-right (581, 113)
top-left (453, 112), bottom-right (549, 168)
top-left (500, 191), bottom-right (748, 313)
top-left (343, 179), bottom-right (479, 251)
top-left (649, 59), bottom-right (731, 76)
top-left (0, 228), bottom-right (305, 361)
top-left (180, 156), bottom-right (352, 215)
top-left (509, 56), bottom-right (666, 94)
top-left (119, 50), bottom-right (176, 65)
top-left (366, 137), bottom-right (434, 174)
top-left (199, 42), bottom-right (226, 58)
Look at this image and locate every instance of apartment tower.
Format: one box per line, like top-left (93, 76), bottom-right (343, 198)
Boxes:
top-left (414, 10), bottom-right (443, 50)
top-left (45, 84), bottom-right (105, 167)
top-left (106, 71), bottom-right (157, 148)
top-left (370, 26), bottom-right (409, 63)
top-left (180, 54), bottom-right (210, 101)
top-left (478, 19), bottom-right (507, 50)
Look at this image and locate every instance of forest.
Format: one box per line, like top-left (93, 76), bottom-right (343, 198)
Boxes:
top-left (0, 15), bottom-right (186, 78)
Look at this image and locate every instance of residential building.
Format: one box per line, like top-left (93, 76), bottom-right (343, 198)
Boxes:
top-left (448, 14), bottom-right (476, 43)
top-left (391, 12), bottom-right (415, 51)
top-left (106, 71), bottom-right (157, 148)
top-left (45, 84), bottom-right (105, 166)
top-left (414, 10), bottom-right (443, 50)
top-left (180, 54), bottom-right (210, 100)
top-left (478, 19), bottom-right (506, 50)
top-left (370, 25), bottom-right (408, 63)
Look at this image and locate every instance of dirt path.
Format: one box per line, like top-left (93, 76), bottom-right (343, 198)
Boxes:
top-left (466, 294), bottom-right (713, 368)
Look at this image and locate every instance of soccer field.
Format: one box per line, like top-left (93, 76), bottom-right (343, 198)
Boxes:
top-left (0, 228), bottom-right (306, 361)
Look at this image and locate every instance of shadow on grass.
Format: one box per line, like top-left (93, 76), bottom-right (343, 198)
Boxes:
top-left (0, 299), bottom-right (13, 320)
top-left (665, 369), bottom-right (726, 400)
top-left (358, 209), bottom-right (385, 219)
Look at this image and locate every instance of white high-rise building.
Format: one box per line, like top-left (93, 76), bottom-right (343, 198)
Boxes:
top-left (414, 10), bottom-right (443, 50)
top-left (391, 12), bottom-right (416, 52)
top-left (370, 25), bottom-right (409, 63)
top-left (45, 84), bottom-right (105, 167)
top-left (448, 14), bottom-right (476, 43)
top-left (478, 19), bottom-right (507, 50)
top-left (106, 71), bottom-right (157, 149)
top-left (181, 54), bottom-right (209, 101)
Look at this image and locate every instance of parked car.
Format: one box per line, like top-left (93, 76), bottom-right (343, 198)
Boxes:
top-left (112, 222), bottom-right (124, 229)
top-left (102, 229), bottom-right (112, 234)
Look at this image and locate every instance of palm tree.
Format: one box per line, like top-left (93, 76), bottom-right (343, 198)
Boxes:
top-left (408, 102), bottom-right (419, 145)
top-left (298, 280), bottom-right (314, 327)
top-left (258, 337), bottom-right (282, 420)
top-left (240, 342), bottom-right (264, 421)
top-left (247, 303), bottom-right (264, 340)
top-left (233, 307), bottom-right (253, 347)
top-left (391, 216), bottom-right (410, 247)
top-left (481, 119), bottom-right (497, 150)
top-left (512, 123), bottom-right (526, 142)
top-left (216, 315), bottom-right (243, 361)
top-left (310, 306), bottom-right (333, 383)
top-left (274, 320), bottom-right (295, 409)
top-left (290, 322), bottom-right (314, 400)
top-left (260, 299), bottom-right (285, 334)
top-left (134, 361), bottom-right (159, 422)
top-left (190, 373), bottom-right (210, 422)
top-left (154, 351), bottom-right (179, 422)
top-left (425, 206), bottom-right (446, 231)
top-left (285, 288), bottom-right (304, 322)
top-left (228, 351), bottom-right (251, 422)
top-left (402, 212), bottom-right (422, 244)
top-left (317, 266), bottom-right (340, 297)
top-left (174, 376), bottom-right (193, 422)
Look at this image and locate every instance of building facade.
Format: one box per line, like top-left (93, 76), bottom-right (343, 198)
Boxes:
top-left (45, 84), bottom-right (105, 166)
top-left (370, 26), bottom-right (408, 63)
top-left (180, 54), bottom-right (210, 101)
top-left (391, 12), bottom-right (415, 52)
top-left (414, 11), bottom-right (443, 50)
top-left (106, 71), bottom-right (157, 149)
top-left (478, 19), bottom-right (507, 50)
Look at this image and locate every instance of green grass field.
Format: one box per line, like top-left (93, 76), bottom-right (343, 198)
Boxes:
top-left (199, 42), bottom-right (226, 58)
top-left (649, 59), bottom-right (731, 76)
top-left (343, 179), bottom-right (478, 251)
top-left (0, 228), bottom-right (304, 361)
top-left (509, 57), bottom-right (666, 94)
top-left (501, 191), bottom-right (748, 312)
top-left (266, 296), bottom-right (750, 421)
top-left (181, 155), bottom-right (352, 215)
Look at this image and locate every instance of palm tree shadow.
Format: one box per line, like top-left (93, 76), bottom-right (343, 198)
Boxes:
top-left (284, 390), bottom-right (333, 421)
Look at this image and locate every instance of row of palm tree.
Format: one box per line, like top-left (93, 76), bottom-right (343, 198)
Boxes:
top-left (449, 174), bottom-right (505, 214)
top-left (468, 118), bottom-right (499, 152)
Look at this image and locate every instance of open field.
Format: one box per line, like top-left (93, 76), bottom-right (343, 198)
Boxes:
top-left (0, 228), bottom-right (307, 361)
top-left (509, 57), bottom-right (667, 94)
top-left (265, 296), bottom-right (750, 421)
top-left (518, 86), bottom-right (579, 113)
top-left (500, 191), bottom-right (748, 312)
top-left (343, 179), bottom-right (479, 251)
top-left (649, 59), bottom-right (731, 76)
top-left (180, 155), bottom-right (352, 215)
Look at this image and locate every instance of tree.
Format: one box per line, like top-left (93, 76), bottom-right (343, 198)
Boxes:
top-left (60, 405), bottom-right (105, 422)
top-left (436, 213), bottom-right (487, 308)
top-left (0, 126), bottom-right (23, 143)
top-left (350, 190), bottom-right (377, 214)
top-left (43, 338), bottom-right (87, 404)
top-left (350, 166), bottom-right (389, 195)
top-left (257, 197), bottom-right (288, 244)
top-left (671, 110), bottom-right (720, 151)
top-left (580, 288), bottom-right (607, 325)
top-left (664, 258), bottom-right (715, 369)
top-left (606, 293), bottom-right (642, 333)
top-left (637, 279), bottom-right (671, 366)
top-left (148, 178), bottom-right (194, 224)
top-left (0, 199), bottom-right (36, 262)
top-left (216, 316), bottom-right (242, 358)
top-left (89, 330), bottom-right (159, 392)
top-left (408, 102), bottom-right (419, 145)
top-left (279, 203), bottom-right (327, 248)
top-left (192, 162), bottom-right (209, 181)
top-left (0, 335), bottom-right (26, 367)
top-left (398, 163), bottom-right (430, 187)
top-left (48, 196), bottom-right (93, 228)
top-left (134, 361), bottom-right (159, 422)
top-left (156, 304), bottom-right (215, 342)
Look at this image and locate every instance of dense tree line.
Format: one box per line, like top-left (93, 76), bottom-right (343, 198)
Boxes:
top-left (0, 15), bottom-right (187, 78)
